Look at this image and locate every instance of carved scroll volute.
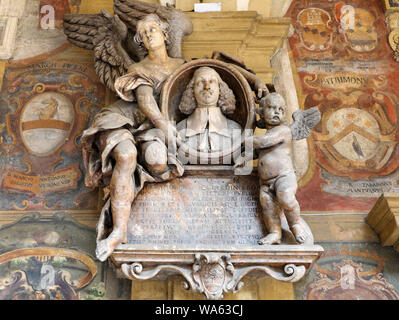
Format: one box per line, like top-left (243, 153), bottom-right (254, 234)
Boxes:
top-left (118, 250), bottom-right (319, 300)
top-left (192, 253), bottom-right (236, 300)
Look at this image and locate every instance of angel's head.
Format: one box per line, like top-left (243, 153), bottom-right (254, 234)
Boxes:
top-left (257, 93), bottom-right (286, 127)
top-left (179, 67), bottom-right (236, 115)
top-left (134, 14), bottom-right (170, 52)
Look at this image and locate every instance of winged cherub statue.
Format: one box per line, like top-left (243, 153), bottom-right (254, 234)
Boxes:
top-left (64, 0), bottom-right (269, 262)
top-left (234, 93), bottom-right (321, 245)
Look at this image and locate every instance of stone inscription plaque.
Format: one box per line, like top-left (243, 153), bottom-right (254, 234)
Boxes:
top-left (127, 174), bottom-right (267, 246)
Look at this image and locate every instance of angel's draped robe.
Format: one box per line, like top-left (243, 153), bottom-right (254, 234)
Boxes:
top-left (80, 59), bottom-right (185, 201)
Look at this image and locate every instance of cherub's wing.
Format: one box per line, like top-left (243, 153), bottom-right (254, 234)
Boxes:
top-left (114, 0), bottom-right (193, 59)
top-left (64, 10), bottom-right (133, 92)
top-left (290, 107), bottom-right (321, 140)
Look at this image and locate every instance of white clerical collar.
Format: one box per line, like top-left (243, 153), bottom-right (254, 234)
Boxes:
top-left (185, 106), bottom-right (230, 138)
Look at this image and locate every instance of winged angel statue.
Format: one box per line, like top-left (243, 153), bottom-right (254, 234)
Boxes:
top-left (64, 0), bottom-right (268, 261)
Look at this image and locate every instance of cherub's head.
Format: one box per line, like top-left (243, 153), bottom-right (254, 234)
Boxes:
top-left (257, 93), bottom-right (286, 128)
top-left (134, 14), bottom-right (170, 52)
top-left (179, 67), bottom-right (236, 115)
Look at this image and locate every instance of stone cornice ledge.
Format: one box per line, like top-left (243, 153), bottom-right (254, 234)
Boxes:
top-left (366, 193), bottom-right (399, 251)
top-left (182, 12), bottom-right (292, 83)
top-left (111, 244), bottom-right (323, 300)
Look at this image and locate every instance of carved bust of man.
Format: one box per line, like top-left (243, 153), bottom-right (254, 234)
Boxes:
top-left (176, 67), bottom-right (242, 161)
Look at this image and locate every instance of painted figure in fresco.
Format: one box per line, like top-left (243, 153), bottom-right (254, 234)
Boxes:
top-left (297, 7), bottom-right (333, 51)
top-left (63, 0), bottom-right (268, 261)
top-left (335, 4), bottom-right (378, 53)
top-left (234, 93), bottom-right (321, 245)
top-left (176, 67), bottom-right (242, 161)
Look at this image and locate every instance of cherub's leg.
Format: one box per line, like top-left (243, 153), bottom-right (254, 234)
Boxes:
top-left (275, 175), bottom-right (306, 244)
top-left (96, 140), bottom-right (137, 262)
top-left (258, 185), bottom-right (282, 245)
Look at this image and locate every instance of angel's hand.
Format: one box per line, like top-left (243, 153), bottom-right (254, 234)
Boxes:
top-left (154, 119), bottom-right (182, 146)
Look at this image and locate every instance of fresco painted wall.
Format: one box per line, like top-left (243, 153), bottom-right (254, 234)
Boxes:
top-left (286, 0), bottom-right (399, 213)
top-left (0, 213), bottom-right (131, 300)
top-left (0, 59), bottom-right (103, 212)
top-left (0, 0), bottom-right (131, 300)
top-left (0, 0), bottom-right (398, 301)
top-left (294, 242), bottom-right (399, 300)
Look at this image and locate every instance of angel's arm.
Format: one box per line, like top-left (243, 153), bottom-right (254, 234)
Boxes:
top-left (135, 85), bottom-right (181, 144)
top-left (251, 126), bottom-right (290, 150)
top-left (135, 85), bottom-right (163, 123)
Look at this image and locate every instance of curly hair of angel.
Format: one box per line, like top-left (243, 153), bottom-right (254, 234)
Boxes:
top-left (133, 14), bottom-right (171, 49)
top-left (178, 67), bottom-right (236, 116)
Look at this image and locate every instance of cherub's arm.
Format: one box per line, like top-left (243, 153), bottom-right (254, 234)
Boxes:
top-left (230, 65), bottom-right (269, 99)
top-left (233, 136), bottom-right (259, 168)
top-left (252, 126), bottom-right (290, 150)
top-left (233, 135), bottom-right (260, 171)
top-left (233, 149), bottom-right (258, 176)
top-left (210, 51), bottom-right (269, 98)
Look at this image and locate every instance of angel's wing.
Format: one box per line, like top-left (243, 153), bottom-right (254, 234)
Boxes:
top-left (114, 0), bottom-right (193, 59)
top-left (64, 10), bottom-right (133, 92)
top-left (290, 107), bottom-right (321, 140)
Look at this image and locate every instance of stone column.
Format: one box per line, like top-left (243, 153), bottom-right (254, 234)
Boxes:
top-left (0, 0), bottom-right (26, 59)
top-left (271, 37), bottom-right (309, 181)
top-left (270, 0), bottom-right (293, 17)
